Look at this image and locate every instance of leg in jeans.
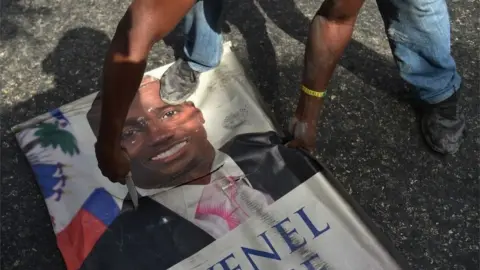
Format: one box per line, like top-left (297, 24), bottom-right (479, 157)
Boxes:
top-left (161, 0), bottom-right (224, 104)
top-left (183, 0), bottom-right (224, 72)
top-left (376, 0), bottom-right (465, 154)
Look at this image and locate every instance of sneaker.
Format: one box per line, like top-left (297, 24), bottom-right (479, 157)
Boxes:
top-left (160, 58), bottom-right (200, 105)
top-left (421, 91), bottom-right (466, 154)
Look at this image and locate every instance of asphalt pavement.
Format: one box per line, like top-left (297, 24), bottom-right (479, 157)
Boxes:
top-left (1, 0), bottom-right (479, 269)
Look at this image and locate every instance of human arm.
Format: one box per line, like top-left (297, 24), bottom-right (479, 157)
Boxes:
top-left (289, 0), bottom-right (365, 151)
top-left (96, 0), bottom-right (196, 182)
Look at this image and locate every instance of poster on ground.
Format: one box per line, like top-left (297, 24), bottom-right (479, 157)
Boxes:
top-left (12, 43), bottom-right (408, 270)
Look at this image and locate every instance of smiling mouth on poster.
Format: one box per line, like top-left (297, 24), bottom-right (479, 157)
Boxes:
top-left (12, 42), bottom-right (409, 270)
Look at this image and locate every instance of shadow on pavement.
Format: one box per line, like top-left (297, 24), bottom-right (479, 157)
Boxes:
top-left (1, 27), bottom-right (111, 270)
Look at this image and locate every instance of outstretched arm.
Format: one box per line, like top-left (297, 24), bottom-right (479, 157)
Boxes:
top-left (98, 0), bottom-right (195, 149)
top-left (96, 0), bottom-right (195, 181)
top-left (290, 0), bottom-right (364, 150)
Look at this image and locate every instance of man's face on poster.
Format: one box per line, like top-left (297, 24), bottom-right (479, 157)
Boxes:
top-left (120, 76), bottom-right (210, 189)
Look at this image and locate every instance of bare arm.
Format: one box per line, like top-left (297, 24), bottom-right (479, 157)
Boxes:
top-left (98, 0), bottom-right (195, 150)
top-left (295, 0), bottom-right (365, 123)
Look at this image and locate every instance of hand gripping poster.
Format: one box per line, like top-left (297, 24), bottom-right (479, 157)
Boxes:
top-left (13, 43), bottom-right (410, 270)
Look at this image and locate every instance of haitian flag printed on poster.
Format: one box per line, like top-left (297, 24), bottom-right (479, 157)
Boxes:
top-left (12, 43), bottom-right (409, 270)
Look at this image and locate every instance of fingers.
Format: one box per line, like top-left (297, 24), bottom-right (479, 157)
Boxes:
top-left (287, 117), bottom-right (312, 152)
top-left (285, 139), bottom-right (301, 148)
top-left (98, 168), bottom-right (123, 183)
top-left (95, 141), bottom-right (131, 184)
top-left (286, 137), bottom-right (317, 156)
top-left (96, 156), bottom-right (129, 184)
top-left (286, 139), bottom-right (311, 151)
top-left (288, 117), bottom-right (298, 135)
top-left (105, 171), bottom-right (128, 184)
top-left (114, 176), bottom-right (127, 185)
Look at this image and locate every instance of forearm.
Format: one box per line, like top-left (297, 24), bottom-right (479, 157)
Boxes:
top-left (302, 16), bottom-right (355, 90)
top-left (98, 39), bottom-right (147, 148)
top-left (98, 14), bottom-right (149, 148)
top-left (97, 0), bottom-right (195, 148)
top-left (298, 0), bottom-right (363, 122)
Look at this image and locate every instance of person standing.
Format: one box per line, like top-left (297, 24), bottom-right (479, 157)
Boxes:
top-left (95, 0), bottom-right (466, 183)
top-left (288, 0), bottom-right (466, 155)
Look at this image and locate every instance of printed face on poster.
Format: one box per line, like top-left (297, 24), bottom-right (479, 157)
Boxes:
top-left (87, 76), bottom-right (216, 189)
top-left (85, 70), bottom-right (284, 242)
top-left (86, 59), bottom-right (278, 192)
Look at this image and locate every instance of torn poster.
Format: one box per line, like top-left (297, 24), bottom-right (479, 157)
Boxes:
top-left (12, 43), bottom-right (409, 270)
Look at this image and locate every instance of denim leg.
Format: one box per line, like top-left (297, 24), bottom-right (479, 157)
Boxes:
top-left (183, 0), bottom-right (224, 73)
top-left (376, 0), bottom-right (461, 104)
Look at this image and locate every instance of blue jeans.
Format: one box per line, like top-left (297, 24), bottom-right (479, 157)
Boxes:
top-left (183, 0), bottom-right (461, 104)
top-left (377, 0), bottom-right (461, 104)
top-left (183, 0), bottom-right (224, 73)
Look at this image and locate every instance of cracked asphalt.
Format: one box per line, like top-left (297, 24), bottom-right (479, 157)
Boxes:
top-left (1, 0), bottom-right (479, 269)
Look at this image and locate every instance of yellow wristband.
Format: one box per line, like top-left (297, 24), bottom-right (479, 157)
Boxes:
top-left (301, 85), bottom-right (326, 98)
